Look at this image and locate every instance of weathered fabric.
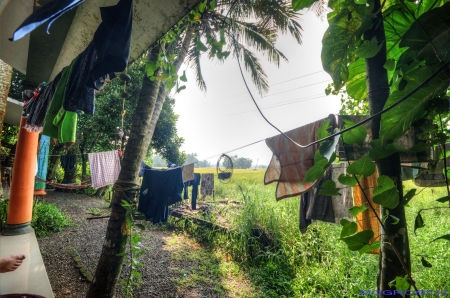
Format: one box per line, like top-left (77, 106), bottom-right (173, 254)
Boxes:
top-left (353, 171), bottom-right (380, 254)
top-left (182, 163), bottom-right (195, 183)
top-left (265, 115), bottom-right (336, 201)
top-left (88, 150), bottom-right (121, 189)
top-left (330, 163), bottom-right (353, 223)
top-left (10, 0), bottom-right (85, 41)
top-left (24, 73), bottom-right (61, 132)
top-left (201, 173), bottom-right (214, 196)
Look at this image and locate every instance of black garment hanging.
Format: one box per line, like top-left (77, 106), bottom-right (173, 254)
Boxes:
top-left (87, 0), bottom-right (133, 89)
top-left (10, 0), bottom-right (85, 41)
top-left (60, 154), bottom-right (76, 171)
top-left (138, 167), bottom-right (183, 224)
top-left (63, 43), bottom-right (96, 115)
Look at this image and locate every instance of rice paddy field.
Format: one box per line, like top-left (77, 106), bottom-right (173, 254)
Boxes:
top-left (169, 168), bottom-right (450, 297)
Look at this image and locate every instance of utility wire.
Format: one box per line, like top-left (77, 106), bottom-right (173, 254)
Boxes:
top-left (188, 71), bottom-right (327, 109)
top-left (232, 31), bottom-right (450, 148)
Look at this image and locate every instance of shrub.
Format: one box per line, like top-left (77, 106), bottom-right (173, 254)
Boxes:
top-left (31, 201), bottom-right (73, 237)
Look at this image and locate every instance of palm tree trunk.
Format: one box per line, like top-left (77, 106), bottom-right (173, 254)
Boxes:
top-left (147, 24), bottom-right (195, 140)
top-left (86, 44), bottom-right (163, 298)
top-left (364, 0), bottom-right (411, 295)
top-left (0, 60), bottom-right (12, 196)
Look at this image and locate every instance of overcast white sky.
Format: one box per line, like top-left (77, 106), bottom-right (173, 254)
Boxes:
top-left (173, 11), bottom-right (341, 167)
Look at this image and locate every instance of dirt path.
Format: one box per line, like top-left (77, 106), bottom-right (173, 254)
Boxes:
top-left (38, 191), bottom-right (255, 298)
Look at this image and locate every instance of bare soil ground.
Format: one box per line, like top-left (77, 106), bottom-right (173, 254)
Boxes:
top-left (38, 190), bottom-right (254, 298)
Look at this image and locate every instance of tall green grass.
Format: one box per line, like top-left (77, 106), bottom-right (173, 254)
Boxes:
top-left (175, 169), bottom-right (450, 297)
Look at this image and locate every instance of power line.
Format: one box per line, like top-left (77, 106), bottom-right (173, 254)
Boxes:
top-left (186, 71), bottom-right (327, 109)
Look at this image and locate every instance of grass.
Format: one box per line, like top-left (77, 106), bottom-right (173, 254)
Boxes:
top-left (172, 168), bottom-right (450, 297)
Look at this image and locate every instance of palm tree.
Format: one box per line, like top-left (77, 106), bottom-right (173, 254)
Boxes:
top-left (88, 1), bottom-right (303, 296)
top-left (147, 0), bottom-right (303, 145)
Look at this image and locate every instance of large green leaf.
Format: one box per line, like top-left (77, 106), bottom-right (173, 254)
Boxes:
top-left (338, 174), bottom-right (359, 187)
top-left (380, 64), bottom-right (450, 145)
top-left (346, 58), bottom-right (367, 100)
top-left (373, 187), bottom-right (399, 209)
top-left (342, 119), bottom-right (367, 147)
top-left (380, 4), bottom-right (450, 144)
top-left (321, 0), bottom-right (371, 90)
top-left (373, 175), bottom-right (395, 195)
top-left (347, 154), bottom-right (376, 176)
top-left (340, 230), bottom-right (374, 251)
top-left (355, 37), bottom-right (383, 58)
top-left (318, 180), bottom-right (341, 196)
top-left (358, 241), bottom-right (380, 254)
top-left (349, 204), bottom-right (368, 217)
top-left (340, 219), bottom-right (358, 238)
top-left (400, 2), bottom-right (450, 64)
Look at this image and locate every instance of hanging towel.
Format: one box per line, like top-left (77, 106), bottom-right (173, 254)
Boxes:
top-left (53, 108), bottom-right (78, 145)
top-left (265, 115), bottom-right (337, 201)
top-left (200, 173), bottom-right (214, 196)
top-left (138, 161), bottom-right (151, 177)
top-left (182, 163), bottom-right (195, 183)
top-left (87, 0), bottom-right (133, 89)
top-left (88, 150), bottom-right (121, 189)
top-left (137, 167), bottom-right (183, 224)
top-left (10, 0), bottom-right (85, 41)
top-left (60, 154), bottom-right (76, 171)
top-left (353, 171), bottom-right (380, 254)
top-left (43, 57), bottom-right (77, 141)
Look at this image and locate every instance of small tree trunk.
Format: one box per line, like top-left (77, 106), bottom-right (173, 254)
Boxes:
top-left (364, 0), bottom-right (411, 295)
top-left (0, 60), bottom-right (12, 196)
top-left (46, 143), bottom-right (64, 182)
top-left (86, 44), bottom-right (163, 298)
top-left (147, 24), bottom-right (195, 140)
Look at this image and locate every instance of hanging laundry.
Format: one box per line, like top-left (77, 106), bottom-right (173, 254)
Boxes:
top-left (24, 72), bottom-right (62, 133)
top-left (191, 173), bottom-right (201, 210)
top-left (60, 154), bottom-right (76, 171)
top-left (10, 0), bottom-right (85, 41)
top-left (299, 168), bottom-right (335, 234)
top-left (64, 43), bottom-right (96, 115)
top-left (182, 163), bottom-right (194, 183)
top-left (87, 0), bottom-right (133, 89)
top-left (218, 172), bottom-right (231, 180)
top-left (138, 161), bottom-right (151, 177)
top-left (43, 57), bottom-right (78, 144)
top-left (330, 163), bottom-right (353, 223)
top-left (183, 173), bottom-right (201, 202)
top-left (88, 150), bottom-right (121, 189)
top-left (336, 115), bottom-right (432, 162)
top-left (201, 173), bottom-right (214, 196)
top-left (353, 171), bottom-right (380, 254)
top-left (265, 115), bottom-right (337, 201)
top-left (137, 167), bottom-right (183, 224)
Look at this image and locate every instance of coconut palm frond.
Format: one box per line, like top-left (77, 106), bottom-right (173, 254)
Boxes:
top-left (187, 35), bottom-right (207, 92)
top-left (233, 42), bottom-right (269, 95)
top-left (228, 20), bottom-right (287, 67)
top-left (309, 0), bottom-right (331, 20)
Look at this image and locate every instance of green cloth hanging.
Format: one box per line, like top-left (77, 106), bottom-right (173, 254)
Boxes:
top-left (42, 57), bottom-right (78, 143)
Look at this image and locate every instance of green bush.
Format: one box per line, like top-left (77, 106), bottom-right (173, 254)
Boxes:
top-left (31, 201), bottom-right (73, 237)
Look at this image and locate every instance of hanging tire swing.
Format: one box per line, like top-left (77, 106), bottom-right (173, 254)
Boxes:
top-left (216, 154), bottom-right (233, 183)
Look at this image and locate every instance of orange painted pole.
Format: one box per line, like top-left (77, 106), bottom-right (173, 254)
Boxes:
top-left (7, 117), bottom-right (39, 227)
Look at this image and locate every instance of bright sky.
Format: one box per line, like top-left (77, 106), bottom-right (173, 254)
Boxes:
top-left (173, 11), bottom-right (341, 167)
